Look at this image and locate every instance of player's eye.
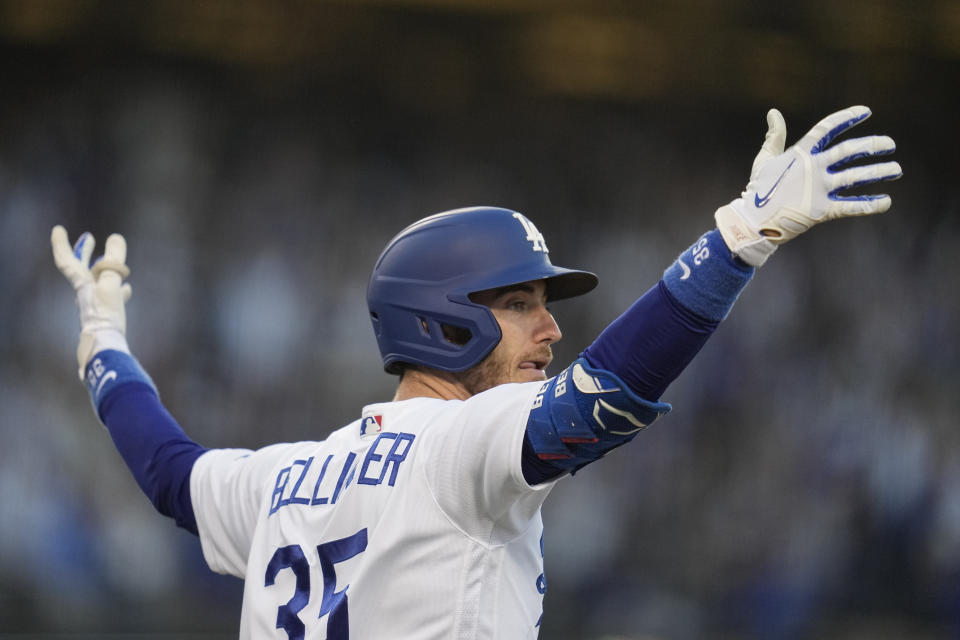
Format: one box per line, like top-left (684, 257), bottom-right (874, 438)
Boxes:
top-left (507, 299), bottom-right (527, 311)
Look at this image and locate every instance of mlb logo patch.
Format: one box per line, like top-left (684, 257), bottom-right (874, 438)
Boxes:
top-left (360, 414), bottom-right (383, 437)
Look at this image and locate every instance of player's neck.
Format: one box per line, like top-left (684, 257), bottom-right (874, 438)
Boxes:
top-left (393, 367), bottom-right (472, 402)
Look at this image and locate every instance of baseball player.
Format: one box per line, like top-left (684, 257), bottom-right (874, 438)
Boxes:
top-left (52, 106), bottom-right (900, 638)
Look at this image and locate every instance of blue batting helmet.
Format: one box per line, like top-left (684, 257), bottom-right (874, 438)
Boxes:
top-left (367, 206), bottom-right (598, 374)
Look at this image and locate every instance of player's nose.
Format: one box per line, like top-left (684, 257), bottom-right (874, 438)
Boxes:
top-left (535, 307), bottom-right (562, 344)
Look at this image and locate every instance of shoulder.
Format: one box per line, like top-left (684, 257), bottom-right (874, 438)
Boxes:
top-left (392, 382), bottom-right (544, 425)
top-left (465, 381), bottom-right (546, 413)
top-left (417, 382), bottom-right (547, 446)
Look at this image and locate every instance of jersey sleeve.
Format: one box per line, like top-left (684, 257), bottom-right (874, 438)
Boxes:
top-left (189, 443), bottom-right (296, 577)
top-left (422, 382), bottom-right (554, 544)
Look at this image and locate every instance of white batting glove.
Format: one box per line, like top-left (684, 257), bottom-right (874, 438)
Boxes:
top-left (51, 226), bottom-right (133, 380)
top-left (715, 106), bottom-right (902, 267)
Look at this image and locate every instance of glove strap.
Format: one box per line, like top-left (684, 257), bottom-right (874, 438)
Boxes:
top-left (714, 203), bottom-right (778, 267)
top-left (661, 229), bottom-right (755, 321)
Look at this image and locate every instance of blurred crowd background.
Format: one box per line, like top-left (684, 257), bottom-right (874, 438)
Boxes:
top-left (1, 0), bottom-right (958, 638)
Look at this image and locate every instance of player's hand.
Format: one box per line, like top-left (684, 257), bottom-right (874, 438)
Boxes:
top-left (715, 106), bottom-right (902, 267)
top-left (51, 226), bottom-right (132, 380)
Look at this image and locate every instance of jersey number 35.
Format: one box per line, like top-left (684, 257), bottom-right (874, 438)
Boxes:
top-left (264, 528), bottom-right (368, 639)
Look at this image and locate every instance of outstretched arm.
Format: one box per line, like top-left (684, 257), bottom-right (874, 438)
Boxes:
top-left (522, 106), bottom-right (902, 483)
top-left (587, 105), bottom-right (902, 396)
top-left (51, 226), bottom-right (205, 534)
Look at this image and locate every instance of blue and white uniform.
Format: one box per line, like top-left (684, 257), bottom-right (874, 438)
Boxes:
top-left (193, 384), bottom-right (553, 638)
top-left (87, 229), bottom-right (753, 639)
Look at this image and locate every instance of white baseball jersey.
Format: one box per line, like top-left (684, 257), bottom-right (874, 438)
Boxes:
top-left (190, 380), bottom-right (557, 639)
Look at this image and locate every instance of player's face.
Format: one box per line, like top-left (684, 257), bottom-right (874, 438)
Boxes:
top-left (461, 280), bottom-right (561, 394)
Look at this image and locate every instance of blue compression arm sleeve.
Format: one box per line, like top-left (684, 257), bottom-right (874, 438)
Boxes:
top-left (522, 230), bottom-right (754, 485)
top-left (86, 351), bottom-right (206, 535)
top-left (581, 229), bottom-right (754, 401)
top-left (581, 280), bottom-right (717, 401)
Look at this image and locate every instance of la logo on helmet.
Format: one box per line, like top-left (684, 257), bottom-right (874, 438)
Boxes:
top-left (513, 213), bottom-right (549, 253)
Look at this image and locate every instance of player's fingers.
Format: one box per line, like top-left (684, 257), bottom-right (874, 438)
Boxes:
top-left (828, 194), bottom-right (892, 217)
top-left (829, 160), bottom-right (903, 194)
top-left (52, 226), bottom-right (93, 287)
top-left (802, 105), bottom-right (872, 154)
top-left (103, 233), bottom-right (127, 265)
top-left (91, 233), bottom-right (131, 280)
top-left (762, 108), bottom-right (787, 156)
top-left (73, 231), bottom-right (95, 268)
top-left (51, 225), bottom-right (75, 268)
top-left (750, 108), bottom-right (788, 180)
top-left (824, 135), bottom-right (896, 172)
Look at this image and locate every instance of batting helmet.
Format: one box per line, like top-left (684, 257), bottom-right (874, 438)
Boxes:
top-left (367, 206), bottom-right (598, 374)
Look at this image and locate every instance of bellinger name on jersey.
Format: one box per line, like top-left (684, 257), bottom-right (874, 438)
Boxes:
top-left (269, 431), bottom-right (417, 516)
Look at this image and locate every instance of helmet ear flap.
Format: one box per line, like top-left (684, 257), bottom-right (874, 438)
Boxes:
top-left (440, 322), bottom-right (472, 347)
top-left (371, 296), bottom-right (502, 374)
top-left (416, 316), bottom-right (472, 348)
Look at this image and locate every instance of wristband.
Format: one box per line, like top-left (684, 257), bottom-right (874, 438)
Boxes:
top-left (661, 229), bottom-right (755, 322)
top-left (84, 349), bottom-right (158, 420)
